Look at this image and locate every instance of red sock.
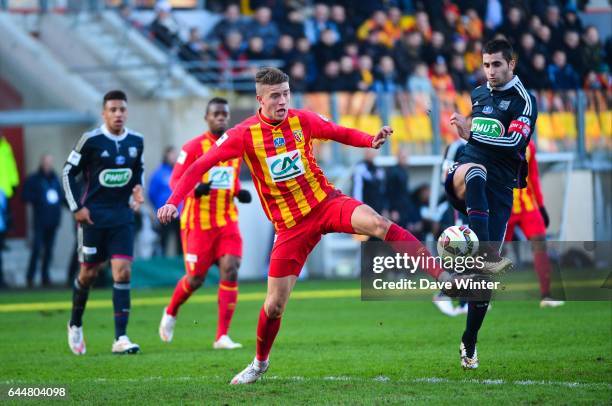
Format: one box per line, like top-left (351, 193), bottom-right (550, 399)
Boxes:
top-left (256, 306), bottom-right (282, 362)
top-left (384, 223), bottom-right (444, 279)
top-left (216, 280), bottom-right (238, 340)
top-left (534, 250), bottom-right (552, 297)
top-left (167, 276), bottom-right (194, 317)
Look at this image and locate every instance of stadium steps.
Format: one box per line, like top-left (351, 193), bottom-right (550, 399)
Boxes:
top-left (35, 11), bottom-right (207, 99)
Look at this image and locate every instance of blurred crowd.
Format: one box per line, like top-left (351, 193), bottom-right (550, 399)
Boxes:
top-left (137, 0), bottom-right (611, 92)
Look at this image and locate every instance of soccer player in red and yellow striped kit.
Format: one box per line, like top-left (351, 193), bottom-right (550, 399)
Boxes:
top-left (159, 98), bottom-right (252, 349)
top-left (158, 68), bottom-right (469, 383)
top-left (504, 140), bottom-right (564, 308)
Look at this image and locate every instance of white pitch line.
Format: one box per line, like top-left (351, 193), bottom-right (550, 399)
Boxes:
top-left (3, 376), bottom-right (610, 389)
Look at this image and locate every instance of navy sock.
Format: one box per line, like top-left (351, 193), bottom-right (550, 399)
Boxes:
top-left (70, 278), bottom-right (89, 327)
top-left (462, 301), bottom-right (489, 357)
top-left (464, 167), bottom-right (490, 245)
top-left (113, 282), bottom-right (131, 339)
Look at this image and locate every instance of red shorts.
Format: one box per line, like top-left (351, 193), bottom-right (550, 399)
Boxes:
top-left (505, 209), bottom-right (546, 241)
top-left (181, 222), bottom-right (242, 276)
top-left (269, 191), bottom-right (363, 278)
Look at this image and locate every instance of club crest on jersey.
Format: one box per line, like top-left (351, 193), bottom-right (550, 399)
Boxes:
top-left (498, 100), bottom-right (510, 110)
top-left (471, 117), bottom-right (505, 138)
top-left (266, 150), bottom-right (305, 182)
top-left (115, 155), bottom-right (126, 165)
top-left (208, 166), bottom-right (234, 190)
top-left (293, 129), bottom-right (303, 143)
top-left (483, 105), bottom-right (494, 114)
top-left (128, 147), bottom-right (138, 157)
top-left (99, 168), bottom-right (132, 187)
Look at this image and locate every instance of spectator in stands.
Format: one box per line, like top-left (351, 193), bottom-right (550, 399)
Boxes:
top-left (582, 26), bottom-right (606, 72)
top-left (358, 54), bottom-right (375, 91)
top-left (523, 53), bottom-right (552, 90)
top-left (217, 31), bottom-right (248, 78)
top-left (313, 29), bottom-right (342, 68)
top-left (331, 4), bottom-right (355, 42)
top-left (563, 7), bottom-right (583, 33)
top-left (548, 50), bottom-right (580, 90)
top-left (457, 8), bottom-right (483, 41)
top-left (357, 9), bottom-right (397, 48)
top-left (528, 13), bottom-right (543, 35)
top-left (449, 53), bottom-right (471, 92)
top-left (179, 28), bottom-right (214, 81)
top-left (430, 56), bottom-right (455, 94)
top-left (373, 56), bottom-right (400, 93)
top-left (583, 70), bottom-right (608, 91)
top-left (344, 42), bottom-right (361, 68)
top-left (0, 133), bottom-right (18, 258)
top-left (499, 6), bottom-right (523, 45)
top-left (423, 31), bottom-right (448, 66)
top-left (206, 3), bottom-right (248, 47)
top-left (544, 4), bottom-right (565, 46)
top-left (288, 62), bottom-right (308, 93)
top-left (484, 0), bottom-right (503, 32)
top-left (247, 7), bottom-right (280, 51)
top-left (22, 154), bottom-right (62, 288)
top-left (535, 25), bottom-right (552, 59)
top-left (386, 6), bottom-right (412, 45)
top-left (246, 36), bottom-right (271, 61)
top-left (415, 10), bottom-right (432, 42)
top-left (435, 3), bottom-right (460, 45)
top-left (150, 1), bottom-right (180, 49)
top-left (294, 37), bottom-right (317, 86)
top-left (148, 146), bottom-right (180, 257)
top-left (338, 55), bottom-right (361, 92)
top-left (393, 30), bottom-right (424, 85)
top-left (352, 149), bottom-right (386, 214)
top-left (360, 30), bottom-right (390, 64)
top-left (280, 9), bottom-right (306, 39)
top-left (563, 30), bottom-right (586, 77)
top-left (304, 3), bottom-right (338, 45)
top-left (274, 35), bottom-right (297, 69)
top-left (517, 33), bottom-right (540, 69)
top-left (312, 60), bottom-right (342, 92)
top-left (463, 39), bottom-right (482, 73)
top-left (385, 148), bottom-right (414, 228)
top-left (407, 62), bottom-right (433, 95)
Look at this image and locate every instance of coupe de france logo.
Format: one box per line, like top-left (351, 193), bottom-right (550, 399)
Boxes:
top-left (266, 150), bottom-right (305, 182)
top-left (208, 166), bottom-right (234, 190)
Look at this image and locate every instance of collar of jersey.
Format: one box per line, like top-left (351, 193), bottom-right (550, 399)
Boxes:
top-left (486, 75), bottom-right (519, 92)
top-left (257, 109), bottom-right (288, 129)
top-left (101, 124), bottom-right (128, 141)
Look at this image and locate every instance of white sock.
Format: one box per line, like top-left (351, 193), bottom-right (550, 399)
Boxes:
top-left (253, 357), bottom-right (269, 369)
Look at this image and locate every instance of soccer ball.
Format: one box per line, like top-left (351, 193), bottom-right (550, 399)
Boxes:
top-left (437, 225), bottom-right (479, 258)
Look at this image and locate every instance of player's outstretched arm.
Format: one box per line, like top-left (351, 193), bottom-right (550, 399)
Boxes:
top-left (158, 131), bottom-right (244, 224)
top-left (450, 112), bottom-right (470, 141)
top-left (307, 111), bottom-right (388, 148)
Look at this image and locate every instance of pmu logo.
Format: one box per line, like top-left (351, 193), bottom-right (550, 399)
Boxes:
top-left (208, 166), bottom-right (234, 190)
top-left (266, 150), bottom-right (305, 182)
top-left (470, 117), bottom-right (505, 138)
top-left (99, 168), bottom-right (132, 187)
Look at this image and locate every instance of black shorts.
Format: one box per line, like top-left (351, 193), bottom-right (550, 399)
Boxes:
top-left (78, 223), bottom-right (135, 265)
top-left (444, 163), bottom-right (513, 242)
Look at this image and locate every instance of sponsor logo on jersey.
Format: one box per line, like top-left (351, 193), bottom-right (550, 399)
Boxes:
top-left (215, 133), bottom-right (229, 146)
top-left (470, 117), bottom-right (505, 138)
top-left (498, 100), bottom-right (510, 110)
top-left (208, 166), bottom-right (234, 190)
top-left (185, 253), bottom-right (198, 263)
top-left (483, 105), bottom-right (494, 114)
top-left (265, 150), bottom-right (305, 182)
top-left (115, 155), bottom-right (126, 165)
top-left (101, 150), bottom-right (110, 158)
top-left (128, 147), bottom-right (138, 157)
top-left (293, 129), bottom-right (303, 143)
top-left (99, 168), bottom-right (133, 187)
top-left (177, 150), bottom-right (187, 164)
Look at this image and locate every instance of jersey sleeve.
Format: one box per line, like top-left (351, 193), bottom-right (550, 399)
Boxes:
top-left (167, 129), bottom-right (245, 206)
top-left (304, 111), bottom-right (374, 148)
top-left (233, 158), bottom-right (242, 197)
top-left (170, 140), bottom-right (199, 190)
top-left (62, 133), bottom-right (92, 212)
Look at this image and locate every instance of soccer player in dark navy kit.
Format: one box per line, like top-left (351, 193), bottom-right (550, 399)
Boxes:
top-left (445, 39), bottom-right (538, 369)
top-left (63, 90), bottom-right (145, 355)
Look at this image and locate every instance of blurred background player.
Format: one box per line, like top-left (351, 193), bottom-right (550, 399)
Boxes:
top-left (63, 90), bottom-right (145, 355)
top-left (505, 139), bottom-right (564, 308)
top-left (22, 154), bottom-right (63, 288)
top-left (446, 39), bottom-right (538, 369)
top-left (158, 67), bottom-right (474, 384)
top-left (158, 97), bottom-right (251, 349)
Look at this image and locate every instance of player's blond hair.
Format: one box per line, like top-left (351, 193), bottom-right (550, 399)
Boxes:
top-left (255, 67), bottom-right (289, 94)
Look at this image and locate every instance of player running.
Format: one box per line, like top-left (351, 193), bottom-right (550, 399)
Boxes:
top-left (63, 90), bottom-right (144, 355)
top-left (158, 67), bottom-right (472, 384)
top-left (504, 139), bottom-right (564, 308)
top-left (159, 97), bottom-right (251, 348)
top-left (445, 39), bottom-right (538, 369)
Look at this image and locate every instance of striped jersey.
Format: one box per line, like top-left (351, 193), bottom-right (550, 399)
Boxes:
top-left (171, 132), bottom-right (241, 231)
top-left (167, 109), bottom-right (374, 231)
top-left (511, 141), bottom-right (544, 215)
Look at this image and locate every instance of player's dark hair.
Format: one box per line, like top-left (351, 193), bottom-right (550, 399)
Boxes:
top-left (255, 67), bottom-right (289, 87)
top-left (206, 97), bottom-right (229, 114)
top-left (482, 39), bottom-right (514, 62)
top-left (103, 90), bottom-right (127, 107)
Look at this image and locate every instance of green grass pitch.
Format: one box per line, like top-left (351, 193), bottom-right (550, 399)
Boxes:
top-left (0, 280), bottom-right (610, 404)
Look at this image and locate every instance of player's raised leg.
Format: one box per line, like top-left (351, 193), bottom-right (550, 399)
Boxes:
top-left (110, 258), bottom-right (139, 354)
top-left (214, 254), bottom-right (242, 349)
top-left (231, 264), bottom-right (298, 384)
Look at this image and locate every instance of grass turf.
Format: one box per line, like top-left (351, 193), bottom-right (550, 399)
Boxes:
top-left (0, 280), bottom-right (610, 404)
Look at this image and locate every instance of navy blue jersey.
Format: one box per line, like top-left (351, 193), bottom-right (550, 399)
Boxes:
top-left (62, 125), bottom-right (144, 228)
top-left (457, 76), bottom-right (538, 189)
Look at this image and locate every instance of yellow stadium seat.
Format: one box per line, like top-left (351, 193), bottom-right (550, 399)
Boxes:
top-left (407, 114), bottom-right (432, 142)
top-left (599, 111), bottom-right (611, 137)
top-left (390, 115), bottom-right (409, 142)
top-left (585, 111), bottom-right (602, 140)
top-left (357, 115), bottom-right (383, 135)
top-left (339, 115), bottom-right (357, 129)
top-left (536, 113), bottom-right (554, 140)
